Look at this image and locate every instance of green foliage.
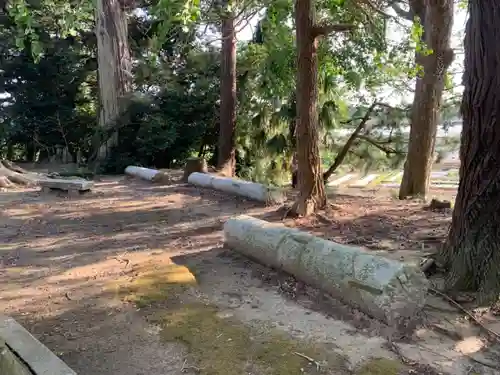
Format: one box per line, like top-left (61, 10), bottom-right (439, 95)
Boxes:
top-left (0, 6), bottom-right (218, 170)
top-left (0, 12), bottom-right (97, 161)
top-left (230, 1), bottom-right (417, 185)
top-left (6, 0), bottom-right (95, 60)
top-left (100, 49), bottom-right (220, 173)
top-left (0, 0), bottom-right (462, 183)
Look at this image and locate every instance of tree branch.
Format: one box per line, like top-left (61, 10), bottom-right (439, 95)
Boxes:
top-left (311, 23), bottom-right (355, 38)
top-left (323, 101), bottom-right (378, 182)
top-left (357, 134), bottom-right (404, 155)
top-left (357, 0), bottom-right (393, 19)
top-left (341, 116), bottom-right (365, 125)
top-left (390, 1), bottom-right (413, 21)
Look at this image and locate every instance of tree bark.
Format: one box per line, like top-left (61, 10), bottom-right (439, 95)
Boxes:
top-left (95, 0), bottom-right (132, 161)
top-left (26, 142), bottom-right (35, 162)
top-left (6, 143), bottom-right (13, 160)
top-left (439, 0), bottom-right (500, 302)
top-left (217, 13), bottom-right (237, 177)
top-left (292, 0), bottom-right (326, 216)
top-left (398, 0), bottom-right (454, 199)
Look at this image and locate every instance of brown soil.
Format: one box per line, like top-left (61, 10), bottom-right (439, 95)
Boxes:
top-left (0, 171), bottom-right (499, 375)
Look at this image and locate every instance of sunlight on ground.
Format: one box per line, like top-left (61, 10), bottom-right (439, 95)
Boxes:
top-left (1, 207), bottom-right (35, 218)
top-left (0, 244), bottom-right (23, 252)
top-left (454, 336), bottom-right (486, 354)
top-left (113, 258), bottom-right (197, 307)
top-left (115, 259), bottom-right (405, 375)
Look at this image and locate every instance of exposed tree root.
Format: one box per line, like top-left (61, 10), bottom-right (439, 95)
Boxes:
top-left (1, 159), bottom-right (28, 174)
top-left (0, 159), bottom-right (36, 188)
top-left (428, 287), bottom-right (500, 343)
top-left (0, 176), bottom-right (14, 188)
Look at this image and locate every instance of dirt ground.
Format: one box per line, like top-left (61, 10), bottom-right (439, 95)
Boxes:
top-left (1, 171), bottom-right (499, 375)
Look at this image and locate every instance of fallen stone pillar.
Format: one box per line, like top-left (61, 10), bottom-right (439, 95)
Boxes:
top-left (224, 215), bottom-right (429, 325)
top-left (124, 166), bottom-right (160, 181)
top-left (188, 172), bottom-right (286, 204)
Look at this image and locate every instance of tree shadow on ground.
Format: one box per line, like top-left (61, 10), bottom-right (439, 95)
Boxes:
top-left (9, 284), bottom-right (187, 375)
top-left (259, 194), bottom-right (451, 266)
top-left (1, 177), bottom-right (499, 375)
top-left (0, 178), bottom-right (269, 286)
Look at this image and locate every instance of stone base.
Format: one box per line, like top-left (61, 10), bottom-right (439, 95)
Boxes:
top-left (41, 186), bottom-right (91, 196)
top-left (39, 178), bottom-right (93, 197)
top-left (0, 316), bottom-right (76, 375)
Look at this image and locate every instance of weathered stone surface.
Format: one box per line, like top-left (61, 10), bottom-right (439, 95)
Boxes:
top-left (39, 178), bottom-right (93, 191)
top-left (188, 172), bottom-right (286, 204)
top-left (0, 339), bottom-right (33, 375)
top-left (0, 316), bottom-right (76, 375)
top-left (224, 215), bottom-right (429, 325)
top-left (124, 166), bottom-right (160, 181)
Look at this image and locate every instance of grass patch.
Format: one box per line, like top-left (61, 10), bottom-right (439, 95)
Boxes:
top-left (158, 303), bottom-right (348, 375)
top-left (355, 358), bottom-right (404, 375)
top-left (118, 260), bottom-right (407, 375)
top-left (119, 259), bottom-right (349, 375)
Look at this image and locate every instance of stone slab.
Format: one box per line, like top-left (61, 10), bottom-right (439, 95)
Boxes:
top-left (224, 215), bottom-right (429, 325)
top-left (0, 339), bottom-right (33, 375)
top-left (38, 178), bottom-right (93, 191)
top-left (0, 316), bottom-right (76, 375)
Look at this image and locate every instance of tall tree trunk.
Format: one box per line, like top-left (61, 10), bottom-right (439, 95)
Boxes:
top-left (440, 1), bottom-right (500, 302)
top-left (217, 13), bottom-right (237, 177)
top-left (6, 143), bottom-right (13, 160)
top-left (95, 0), bottom-right (132, 162)
top-left (292, 0), bottom-right (326, 216)
top-left (398, 0), bottom-right (454, 199)
top-left (26, 141), bottom-right (35, 162)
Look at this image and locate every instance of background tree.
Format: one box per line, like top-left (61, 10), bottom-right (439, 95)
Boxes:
top-left (292, 0), bottom-right (396, 215)
top-left (93, 0), bottom-right (133, 163)
top-left (293, 0), bottom-right (353, 215)
top-left (0, 1), bottom-right (97, 162)
top-left (218, 0), bottom-right (237, 176)
top-left (440, 0), bottom-right (500, 302)
top-left (0, 0), bottom-right (462, 193)
top-left (395, 0), bottom-right (455, 199)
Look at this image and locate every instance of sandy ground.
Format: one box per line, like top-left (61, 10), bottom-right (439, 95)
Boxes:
top-left (1, 173), bottom-right (499, 375)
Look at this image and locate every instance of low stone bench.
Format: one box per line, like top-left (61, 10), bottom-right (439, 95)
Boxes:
top-left (39, 178), bottom-right (93, 195)
top-left (224, 215), bottom-right (429, 325)
top-left (0, 316), bottom-right (76, 375)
